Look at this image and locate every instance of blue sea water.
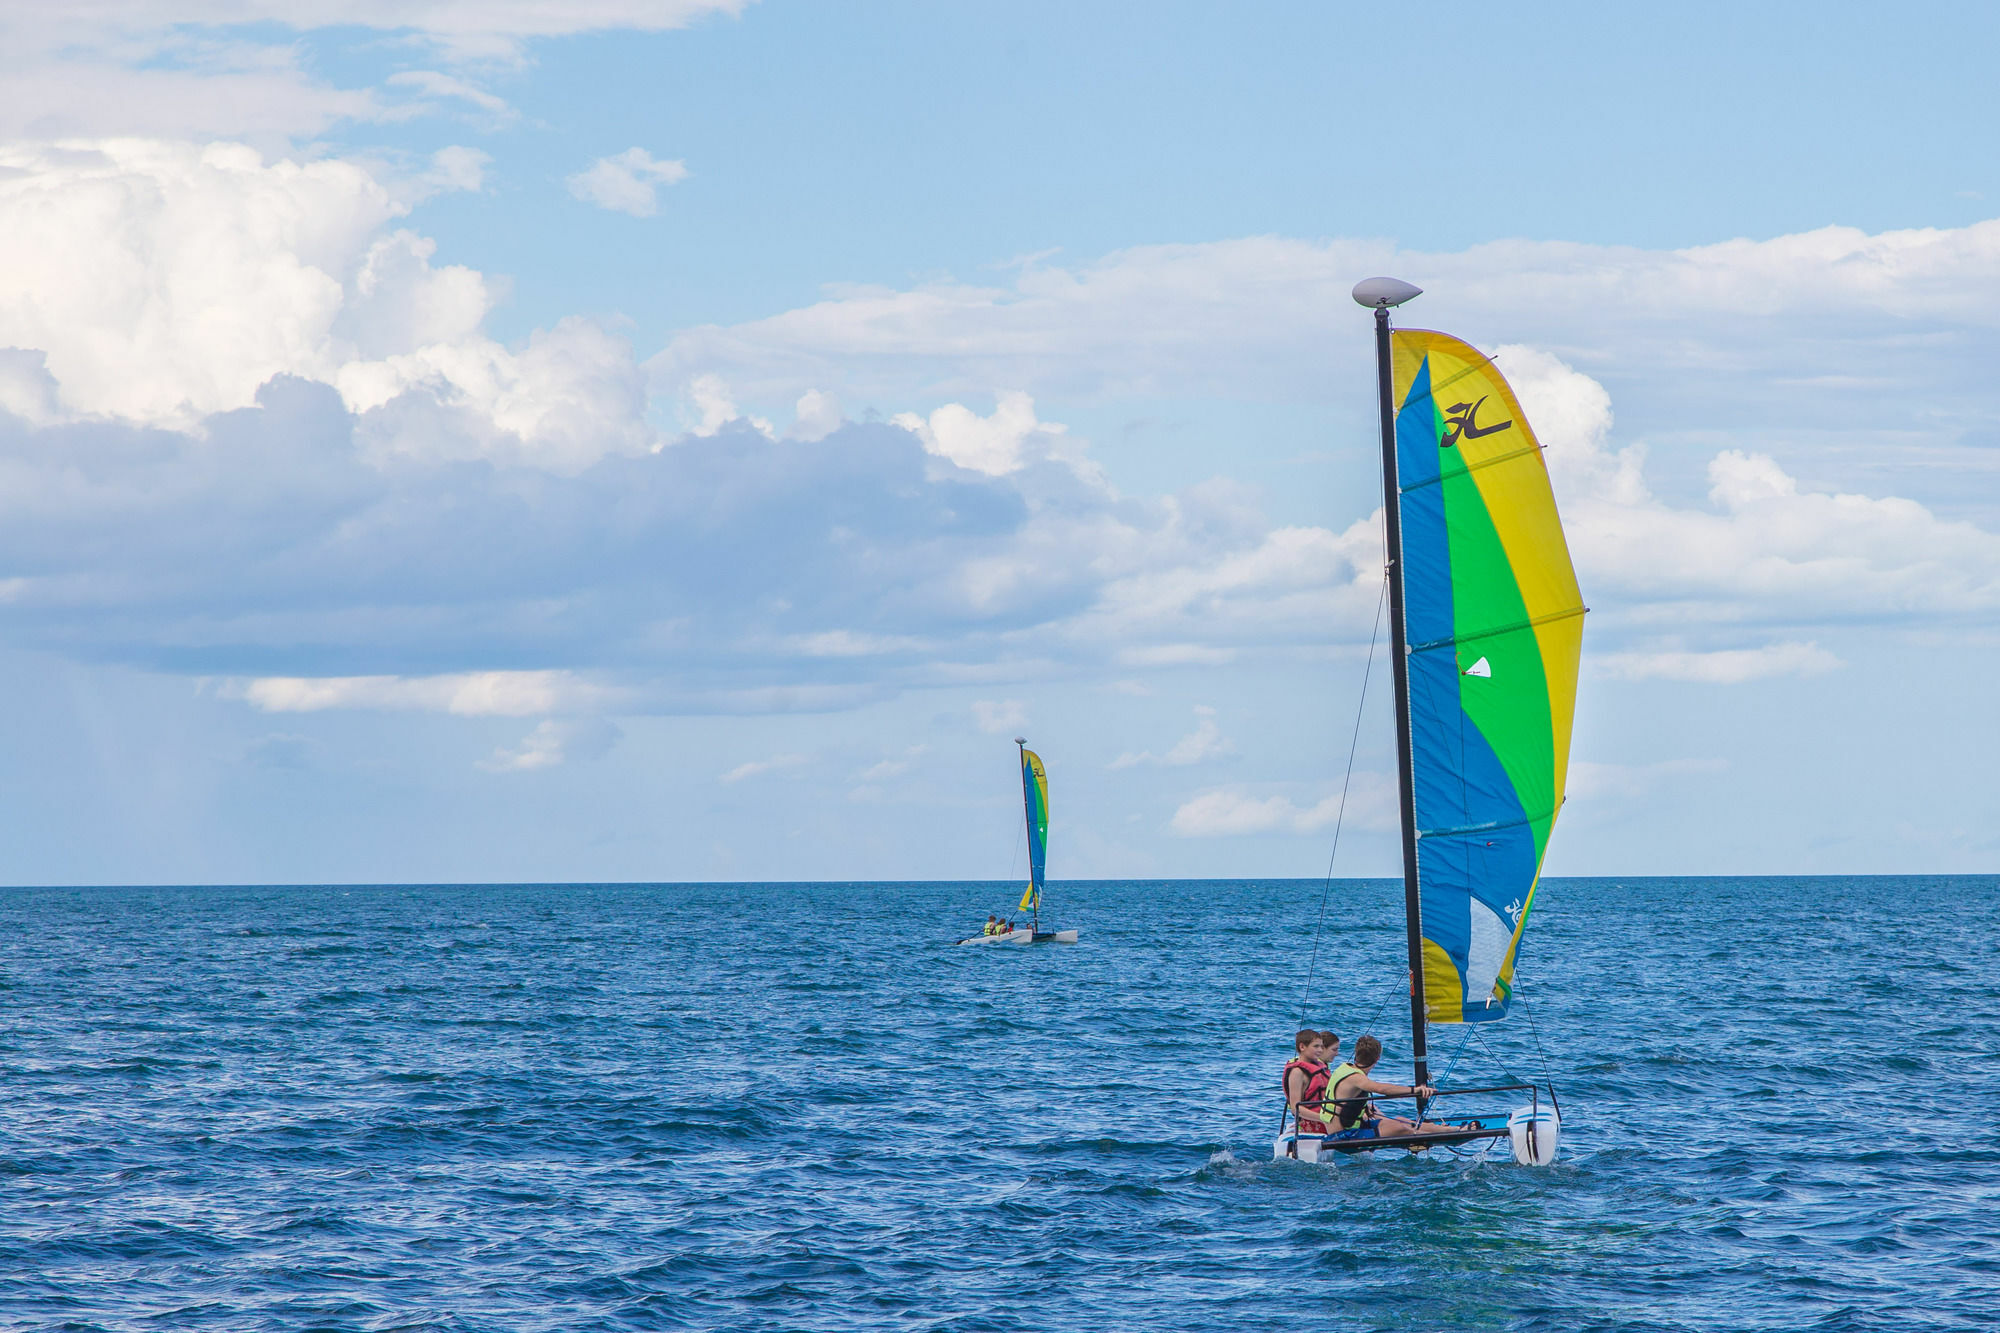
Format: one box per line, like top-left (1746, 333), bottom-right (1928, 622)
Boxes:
top-left (0, 877), bottom-right (1995, 1332)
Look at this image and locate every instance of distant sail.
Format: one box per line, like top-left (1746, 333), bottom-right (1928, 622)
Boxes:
top-left (1392, 331), bottom-right (1584, 1024)
top-left (1019, 747), bottom-right (1048, 913)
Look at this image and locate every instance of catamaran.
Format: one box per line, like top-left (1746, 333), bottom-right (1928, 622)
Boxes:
top-left (957, 738), bottom-right (1079, 945)
top-left (1275, 278), bottom-right (1581, 1165)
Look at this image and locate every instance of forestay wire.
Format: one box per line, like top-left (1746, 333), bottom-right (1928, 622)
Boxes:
top-left (1297, 575), bottom-right (1388, 1024)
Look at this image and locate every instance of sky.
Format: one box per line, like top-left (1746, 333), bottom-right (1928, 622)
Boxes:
top-left (0, 1), bottom-right (1997, 884)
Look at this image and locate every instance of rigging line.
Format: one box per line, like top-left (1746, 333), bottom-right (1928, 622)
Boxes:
top-left (1518, 983), bottom-right (1557, 1094)
top-left (1356, 968), bottom-right (1402, 1041)
top-left (1435, 1026), bottom-right (1474, 1089)
top-left (1472, 1026), bottom-right (1519, 1085)
top-left (1297, 574), bottom-right (1388, 1024)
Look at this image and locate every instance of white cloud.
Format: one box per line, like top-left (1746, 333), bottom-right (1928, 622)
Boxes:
top-left (1499, 345), bottom-right (2000, 631)
top-left (1170, 776), bottom-right (1398, 838)
top-left (858, 746), bottom-right (926, 781)
top-left (720, 753), bottom-right (809, 784)
top-left (232, 671), bottom-right (615, 716)
top-left (973, 699), bottom-right (1028, 734)
top-left (683, 373), bottom-right (774, 437)
top-left (788, 388), bottom-right (842, 442)
top-left (481, 716), bottom-right (622, 772)
top-left (654, 220), bottom-right (2000, 436)
top-left (566, 148), bottom-right (690, 218)
top-left (0, 139), bottom-right (654, 471)
top-left (1594, 643), bottom-right (1841, 684)
top-left (384, 71), bottom-right (513, 119)
top-left (1110, 705), bottom-right (1231, 769)
top-left (891, 392), bottom-right (1082, 477)
top-left (786, 631), bottom-right (927, 658)
top-left (0, 6), bottom-right (748, 141)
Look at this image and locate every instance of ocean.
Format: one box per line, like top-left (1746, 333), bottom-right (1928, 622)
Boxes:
top-left (0, 876), bottom-right (1993, 1331)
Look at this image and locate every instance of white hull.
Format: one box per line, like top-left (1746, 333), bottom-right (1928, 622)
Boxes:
top-left (1507, 1105), bottom-right (1560, 1165)
top-left (954, 927), bottom-right (1080, 946)
top-left (1274, 1103), bottom-right (1555, 1163)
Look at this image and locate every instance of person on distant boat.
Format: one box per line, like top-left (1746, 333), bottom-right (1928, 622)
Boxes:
top-left (1326, 1034), bottom-right (1436, 1141)
top-left (1283, 1030), bottom-right (1334, 1137)
top-left (982, 915), bottom-right (1000, 936)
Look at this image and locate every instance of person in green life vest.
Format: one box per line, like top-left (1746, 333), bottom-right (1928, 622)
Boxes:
top-left (981, 915), bottom-right (1000, 936)
top-left (1325, 1034), bottom-right (1437, 1141)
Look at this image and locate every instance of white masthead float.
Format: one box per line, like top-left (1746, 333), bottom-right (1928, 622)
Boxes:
top-left (1275, 278), bottom-right (1582, 1164)
top-left (957, 739), bottom-right (1079, 946)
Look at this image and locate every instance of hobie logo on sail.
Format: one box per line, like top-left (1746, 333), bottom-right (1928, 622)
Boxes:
top-left (1463, 656), bottom-right (1492, 678)
top-left (1442, 396), bottom-right (1512, 448)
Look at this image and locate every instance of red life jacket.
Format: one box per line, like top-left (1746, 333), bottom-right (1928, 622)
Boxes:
top-left (1282, 1057), bottom-right (1332, 1132)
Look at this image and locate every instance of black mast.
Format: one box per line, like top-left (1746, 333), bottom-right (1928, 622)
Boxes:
top-left (1363, 284), bottom-right (1430, 1099)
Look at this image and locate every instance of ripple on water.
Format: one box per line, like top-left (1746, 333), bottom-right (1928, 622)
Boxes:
top-left (0, 877), bottom-right (1995, 1331)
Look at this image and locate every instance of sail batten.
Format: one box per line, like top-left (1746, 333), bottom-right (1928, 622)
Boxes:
top-left (1390, 328), bottom-right (1583, 1027)
top-left (1407, 605), bottom-right (1587, 655)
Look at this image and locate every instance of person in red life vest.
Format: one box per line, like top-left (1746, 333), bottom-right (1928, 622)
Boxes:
top-left (1283, 1029), bottom-right (1335, 1136)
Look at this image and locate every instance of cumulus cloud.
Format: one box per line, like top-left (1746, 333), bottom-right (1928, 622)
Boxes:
top-left (1500, 345), bottom-right (2000, 638)
top-left (1109, 705), bottom-right (1231, 769)
top-left (482, 716), bottom-right (622, 772)
top-left (0, 150), bottom-right (1995, 723)
top-left (0, 140), bottom-right (653, 471)
top-left (788, 389), bottom-right (842, 442)
top-left (892, 392), bottom-right (1085, 478)
top-left (1170, 776), bottom-right (1398, 838)
top-left (566, 148), bottom-right (690, 217)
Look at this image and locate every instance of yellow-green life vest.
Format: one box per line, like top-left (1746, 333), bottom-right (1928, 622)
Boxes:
top-left (1327, 1062), bottom-right (1372, 1127)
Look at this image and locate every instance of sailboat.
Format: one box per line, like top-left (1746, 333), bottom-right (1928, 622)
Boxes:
top-left (1275, 277), bottom-right (1582, 1165)
top-left (956, 738), bottom-right (1080, 945)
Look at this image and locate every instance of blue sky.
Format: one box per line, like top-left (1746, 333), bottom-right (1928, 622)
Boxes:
top-left (0, 1), bottom-right (1995, 884)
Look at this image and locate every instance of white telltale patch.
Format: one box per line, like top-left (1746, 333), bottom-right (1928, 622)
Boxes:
top-left (1463, 656), bottom-right (1492, 678)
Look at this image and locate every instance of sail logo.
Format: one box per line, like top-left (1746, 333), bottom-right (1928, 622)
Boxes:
top-left (1463, 656), bottom-right (1492, 678)
top-left (1441, 395), bottom-right (1512, 448)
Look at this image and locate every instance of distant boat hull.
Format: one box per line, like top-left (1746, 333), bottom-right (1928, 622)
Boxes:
top-left (954, 928), bottom-right (1079, 946)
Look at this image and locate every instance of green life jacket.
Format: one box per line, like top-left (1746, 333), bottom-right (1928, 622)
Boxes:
top-left (1327, 1062), bottom-right (1373, 1128)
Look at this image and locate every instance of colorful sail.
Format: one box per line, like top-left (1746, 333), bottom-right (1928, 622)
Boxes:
top-left (1018, 747), bottom-right (1047, 912)
top-left (1391, 331), bottom-right (1584, 1024)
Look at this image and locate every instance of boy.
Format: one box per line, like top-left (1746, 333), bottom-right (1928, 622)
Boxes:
top-left (1326, 1034), bottom-right (1436, 1141)
top-left (1282, 1030), bottom-right (1334, 1136)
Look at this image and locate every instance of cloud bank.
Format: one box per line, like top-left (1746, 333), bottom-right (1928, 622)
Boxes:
top-left (0, 138), bottom-right (1996, 724)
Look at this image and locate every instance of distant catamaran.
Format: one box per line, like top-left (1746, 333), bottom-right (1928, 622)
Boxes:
top-left (957, 739), bottom-right (1078, 946)
top-left (1277, 278), bottom-right (1581, 1163)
